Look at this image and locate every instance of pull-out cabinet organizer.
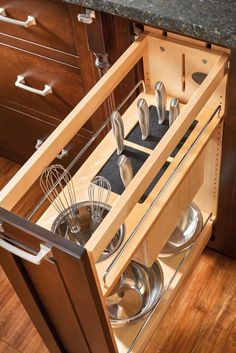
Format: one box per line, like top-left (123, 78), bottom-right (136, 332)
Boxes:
top-left (0, 30), bottom-right (229, 353)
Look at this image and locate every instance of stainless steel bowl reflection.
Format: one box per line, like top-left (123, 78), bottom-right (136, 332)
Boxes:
top-left (107, 260), bottom-right (164, 326)
top-left (51, 201), bottom-right (124, 262)
top-left (159, 203), bottom-right (203, 257)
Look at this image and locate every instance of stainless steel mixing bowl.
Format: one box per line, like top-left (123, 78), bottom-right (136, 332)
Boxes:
top-left (106, 260), bottom-right (164, 326)
top-left (159, 203), bottom-right (203, 257)
top-left (51, 201), bottom-right (124, 262)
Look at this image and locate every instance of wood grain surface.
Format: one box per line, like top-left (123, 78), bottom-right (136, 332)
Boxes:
top-left (0, 156), bottom-right (235, 353)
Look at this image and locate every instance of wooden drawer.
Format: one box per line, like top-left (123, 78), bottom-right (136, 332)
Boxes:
top-left (0, 30), bottom-right (229, 353)
top-left (0, 0), bottom-right (77, 55)
top-left (0, 104), bottom-right (89, 166)
top-left (0, 43), bottom-right (90, 124)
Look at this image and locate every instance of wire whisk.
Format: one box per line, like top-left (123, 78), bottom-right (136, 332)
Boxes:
top-left (88, 176), bottom-right (111, 229)
top-left (40, 164), bottom-right (81, 235)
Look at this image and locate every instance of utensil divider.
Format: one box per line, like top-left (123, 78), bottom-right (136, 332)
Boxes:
top-left (101, 107), bottom-right (221, 291)
top-left (86, 53), bottom-right (228, 262)
top-left (26, 79), bottom-right (146, 221)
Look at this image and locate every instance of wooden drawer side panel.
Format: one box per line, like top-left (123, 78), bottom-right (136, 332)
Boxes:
top-left (135, 150), bottom-right (205, 266)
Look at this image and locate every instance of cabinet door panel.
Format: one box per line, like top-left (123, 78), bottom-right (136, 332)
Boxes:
top-left (0, 208), bottom-right (116, 353)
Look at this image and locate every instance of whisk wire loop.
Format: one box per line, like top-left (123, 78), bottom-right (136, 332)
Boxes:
top-left (40, 164), bottom-right (80, 234)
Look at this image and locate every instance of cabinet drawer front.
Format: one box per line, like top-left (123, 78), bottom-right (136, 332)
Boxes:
top-left (0, 44), bottom-right (86, 121)
top-left (0, 104), bottom-right (89, 165)
top-left (0, 0), bottom-right (77, 55)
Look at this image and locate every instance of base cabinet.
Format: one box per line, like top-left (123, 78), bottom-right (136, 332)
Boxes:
top-left (0, 29), bottom-right (230, 352)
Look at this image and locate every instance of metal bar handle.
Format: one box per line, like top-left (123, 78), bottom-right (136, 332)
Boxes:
top-left (35, 139), bottom-right (69, 160)
top-left (0, 238), bottom-right (52, 265)
top-left (77, 9), bottom-right (95, 24)
top-left (15, 75), bottom-right (52, 96)
top-left (0, 8), bottom-right (36, 28)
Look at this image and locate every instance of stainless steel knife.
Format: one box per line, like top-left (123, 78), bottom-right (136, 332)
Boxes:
top-left (111, 111), bottom-right (124, 155)
top-left (169, 98), bottom-right (180, 127)
top-left (155, 81), bottom-right (167, 125)
top-left (137, 98), bottom-right (150, 140)
top-left (118, 155), bottom-right (133, 188)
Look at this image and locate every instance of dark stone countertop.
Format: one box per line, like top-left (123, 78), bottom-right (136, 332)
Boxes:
top-left (63, 0), bottom-right (236, 48)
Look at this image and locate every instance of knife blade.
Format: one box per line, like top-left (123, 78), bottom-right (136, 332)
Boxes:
top-left (118, 155), bottom-right (133, 188)
top-left (169, 98), bottom-right (180, 127)
top-left (111, 111), bottom-right (124, 155)
top-left (137, 98), bottom-right (150, 140)
top-left (155, 81), bottom-right (167, 125)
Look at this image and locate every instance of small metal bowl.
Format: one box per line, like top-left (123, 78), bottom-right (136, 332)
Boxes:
top-left (106, 260), bottom-right (164, 326)
top-left (51, 201), bottom-right (124, 262)
top-left (159, 203), bottom-right (203, 257)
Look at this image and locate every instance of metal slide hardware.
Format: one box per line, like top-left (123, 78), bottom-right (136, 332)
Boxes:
top-left (35, 139), bottom-right (69, 160)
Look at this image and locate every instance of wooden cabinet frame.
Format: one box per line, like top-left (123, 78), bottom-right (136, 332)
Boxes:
top-left (0, 30), bottom-right (230, 352)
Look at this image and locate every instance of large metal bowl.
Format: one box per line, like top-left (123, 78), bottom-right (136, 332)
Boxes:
top-left (159, 203), bottom-right (203, 257)
top-left (106, 260), bottom-right (164, 326)
top-left (51, 201), bottom-right (124, 262)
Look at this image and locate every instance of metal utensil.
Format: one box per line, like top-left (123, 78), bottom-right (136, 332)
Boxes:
top-left (52, 201), bottom-right (124, 261)
top-left (169, 97), bottom-right (180, 127)
top-left (106, 260), bottom-right (164, 326)
top-left (137, 98), bottom-right (150, 140)
top-left (118, 155), bottom-right (134, 188)
top-left (159, 203), bottom-right (203, 257)
top-left (40, 164), bottom-right (81, 235)
top-left (155, 81), bottom-right (167, 124)
top-left (111, 111), bottom-right (124, 155)
top-left (88, 176), bottom-right (111, 229)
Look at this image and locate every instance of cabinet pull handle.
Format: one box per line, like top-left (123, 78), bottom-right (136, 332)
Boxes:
top-left (15, 75), bottom-right (52, 96)
top-left (0, 238), bottom-right (52, 265)
top-left (77, 9), bottom-right (95, 24)
top-left (0, 8), bottom-right (36, 28)
top-left (35, 139), bottom-right (69, 160)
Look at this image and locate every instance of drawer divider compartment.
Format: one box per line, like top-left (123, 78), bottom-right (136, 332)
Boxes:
top-left (99, 109), bottom-right (222, 294)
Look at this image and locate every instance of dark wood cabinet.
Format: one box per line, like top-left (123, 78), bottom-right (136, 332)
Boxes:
top-left (0, 2), bottom-right (235, 353)
top-left (0, 0), bottom-right (77, 54)
top-left (0, 0), bottom-right (136, 165)
top-left (0, 25), bottom-right (230, 353)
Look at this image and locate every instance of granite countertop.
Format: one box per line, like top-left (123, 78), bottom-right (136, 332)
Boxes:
top-left (63, 0), bottom-right (236, 48)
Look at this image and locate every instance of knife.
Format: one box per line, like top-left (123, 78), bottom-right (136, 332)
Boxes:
top-left (137, 98), bottom-right (150, 140)
top-left (111, 111), bottom-right (124, 155)
top-left (155, 81), bottom-right (167, 125)
top-left (118, 155), bottom-right (133, 188)
top-left (169, 98), bottom-right (180, 127)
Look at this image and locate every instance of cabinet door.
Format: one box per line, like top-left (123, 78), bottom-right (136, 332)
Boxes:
top-left (0, 207), bottom-right (116, 353)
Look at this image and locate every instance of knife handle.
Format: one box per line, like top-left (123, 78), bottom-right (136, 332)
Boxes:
top-left (155, 81), bottom-right (167, 125)
top-left (118, 155), bottom-right (133, 188)
top-left (169, 98), bottom-right (180, 127)
top-left (111, 111), bottom-right (124, 155)
top-left (137, 98), bottom-right (150, 140)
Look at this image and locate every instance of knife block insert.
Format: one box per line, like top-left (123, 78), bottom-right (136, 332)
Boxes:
top-left (97, 145), bottom-right (170, 203)
top-left (126, 105), bottom-right (198, 156)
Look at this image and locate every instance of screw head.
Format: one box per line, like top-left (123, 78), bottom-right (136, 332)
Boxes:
top-left (202, 59), bottom-right (208, 64)
top-left (160, 46), bottom-right (165, 52)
